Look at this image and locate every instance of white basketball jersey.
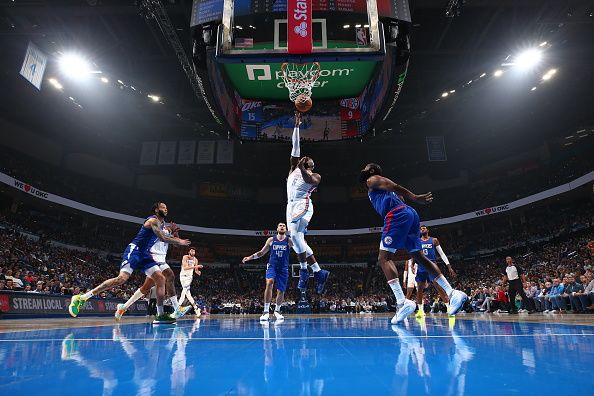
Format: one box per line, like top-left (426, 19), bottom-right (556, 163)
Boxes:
top-left (150, 229), bottom-right (170, 257)
top-left (287, 168), bottom-right (316, 202)
top-left (407, 262), bottom-right (417, 277)
top-left (181, 256), bottom-right (197, 277)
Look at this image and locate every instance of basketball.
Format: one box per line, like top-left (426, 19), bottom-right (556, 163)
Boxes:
top-left (295, 94), bottom-right (312, 113)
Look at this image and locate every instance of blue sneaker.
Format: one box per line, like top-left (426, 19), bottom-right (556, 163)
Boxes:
top-left (447, 290), bottom-right (468, 316)
top-left (314, 269), bottom-right (330, 294)
top-left (298, 269), bottom-right (309, 290)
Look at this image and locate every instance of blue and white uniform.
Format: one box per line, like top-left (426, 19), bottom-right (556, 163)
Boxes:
top-left (120, 216), bottom-right (163, 276)
top-left (368, 190), bottom-right (421, 253)
top-left (286, 168), bottom-right (316, 226)
top-left (265, 236), bottom-right (291, 292)
top-left (415, 237), bottom-right (436, 283)
top-left (150, 228), bottom-right (171, 271)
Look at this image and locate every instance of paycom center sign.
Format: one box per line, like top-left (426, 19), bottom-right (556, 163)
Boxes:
top-left (223, 61), bottom-right (377, 101)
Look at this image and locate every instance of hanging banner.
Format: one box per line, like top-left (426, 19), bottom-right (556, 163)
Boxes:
top-left (139, 141), bottom-right (159, 165)
top-left (287, 0), bottom-right (313, 54)
top-left (196, 141), bottom-right (216, 164)
top-left (158, 141), bottom-right (177, 165)
top-left (19, 42), bottom-right (47, 90)
top-left (426, 136), bottom-right (447, 161)
top-left (216, 140), bottom-right (234, 164)
top-left (178, 141), bottom-right (197, 165)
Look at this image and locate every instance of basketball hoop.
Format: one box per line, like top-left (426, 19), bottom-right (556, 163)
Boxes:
top-left (280, 62), bottom-right (321, 102)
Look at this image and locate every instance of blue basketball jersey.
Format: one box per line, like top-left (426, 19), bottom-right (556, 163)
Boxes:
top-left (368, 189), bottom-right (407, 218)
top-left (269, 236), bottom-right (290, 267)
top-left (130, 216), bottom-right (162, 253)
top-left (420, 237), bottom-right (436, 261)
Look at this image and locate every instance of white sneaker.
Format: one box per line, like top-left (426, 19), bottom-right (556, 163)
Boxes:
top-left (544, 310), bottom-right (550, 313)
top-left (260, 313), bottom-right (270, 322)
top-left (273, 311), bottom-right (284, 321)
top-left (194, 307), bottom-right (201, 318)
top-left (391, 299), bottom-right (416, 324)
top-left (447, 290), bottom-right (468, 316)
top-left (114, 303), bottom-right (127, 321)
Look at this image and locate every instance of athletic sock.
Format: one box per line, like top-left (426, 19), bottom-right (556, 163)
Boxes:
top-left (274, 304), bottom-right (281, 312)
top-left (169, 295), bottom-right (179, 310)
top-left (434, 275), bottom-right (454, 297)
top-left (264, 303), bottom-right (270, 313)
top-left (310, 263), bottom-right (321, 272)
top-left (81, 291), bottom-right (94, 300)
top-left (388, 279), bottom-right (405, 305)
top-left (156, 305), bottom-right (164, 316)
top-left (418, 303), bottom-right (424, 312)
top-left (300, 262), bottom-right (308, 270)
top-left (123, 289), bottom-right (144, 310)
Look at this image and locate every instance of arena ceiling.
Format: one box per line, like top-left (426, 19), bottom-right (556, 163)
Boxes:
top-left (0, 0), bottom-right (593, 175)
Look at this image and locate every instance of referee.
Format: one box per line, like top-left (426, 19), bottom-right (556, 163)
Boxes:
top-left (502, 256), bottom-right (535, 314)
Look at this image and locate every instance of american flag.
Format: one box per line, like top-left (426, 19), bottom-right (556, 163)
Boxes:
top-left (235, 38), bottom-right (254, 48)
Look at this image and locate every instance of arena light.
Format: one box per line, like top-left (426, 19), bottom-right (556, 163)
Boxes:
top-left (539, 41), bottom-right (547, 47)
top-left (493, 69), bottom-right (503, 77)
top-left (100, 76), bottom-right (109, 83)
top-left (441, 92), bottom-right (449, 98)
top-left (148, 94), bottom-right (160, 102)
top-left (449, 89), bottom-right (455, 93)
top-left (531, 86), bottom-right (536, 91)
top-left (343, 25), bottom-right (350, 29)
top-left (58, 53), bottom-right (91, 79)
top-left (48, 78), bottom-right (63, 90)
top-left (542, 69), bottom-right (557, 81)
top-left (513, 48), bottom-right (542, 69)
top-left (479, 72), bottom-right (486, 78)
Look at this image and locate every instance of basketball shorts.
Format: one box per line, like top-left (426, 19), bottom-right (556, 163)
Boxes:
top-left (379, 206), bottom-right (422, 254)
top-left (415, 266), bottom-right (433, 283)
top-left (180, 274), bottom-right (193, 289)
top-left (265, 262), bottom-right (289, 292)
top-left (120, 244), bottom-right (159, 276)
top-left (287, 199), bottom-right (314, 225)
top-left (150, 253), bottom-right (170, 271)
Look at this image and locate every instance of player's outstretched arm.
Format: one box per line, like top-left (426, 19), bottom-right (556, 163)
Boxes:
top-left (242, 237), bottom-right (273, 263)
top-left (289, 112), bottom-right (302, 173)
top-left (147, 218), bottom-right (191, 246)
top-left (434, 238), bottom-right (456, 276)
top-left (366, 175), bottom-right (432, 205)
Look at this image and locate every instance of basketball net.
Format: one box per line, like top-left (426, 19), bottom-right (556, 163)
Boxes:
top-left (280, 62), bottom-right (321, 102)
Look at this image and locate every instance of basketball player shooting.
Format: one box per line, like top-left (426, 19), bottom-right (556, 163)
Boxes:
top-left (288, 112), bottom-right (330, 297)
top-left (359, 163), bottom-right (467, 323)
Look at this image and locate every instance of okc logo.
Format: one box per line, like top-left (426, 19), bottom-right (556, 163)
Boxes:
top-left (383, 236), bottom-right (393, 245)
top-left (294, 22), bottom-right (307, 37)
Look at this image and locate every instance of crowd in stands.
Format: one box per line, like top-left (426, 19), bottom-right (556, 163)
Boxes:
top-left (0, 196), bottom-right (593, 316)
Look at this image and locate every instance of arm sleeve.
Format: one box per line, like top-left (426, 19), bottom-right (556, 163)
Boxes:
top-left (291, 124), bottom-right (300, 157)
top-left (435, 245), bottom-right (450, 265)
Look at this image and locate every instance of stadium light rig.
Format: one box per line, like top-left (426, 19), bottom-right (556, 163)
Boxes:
top-left (58, 53), bottom-right (95, 79)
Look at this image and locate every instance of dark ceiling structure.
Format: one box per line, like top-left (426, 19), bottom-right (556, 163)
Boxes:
top-left (0, 0), bottom-right (593, 180)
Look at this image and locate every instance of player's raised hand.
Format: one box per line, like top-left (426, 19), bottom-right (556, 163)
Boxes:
top-left (297, 156), bottom-right (309, 168)
top-left (176, 238), bottom-right (191, 246)
top-left (448, 266), bottom-right (457, 277)
top-left (413, 192), bottom-right (433, 205)
top-left (294, 111), bottom-right (302, 126)
top-left (242, 256), bottom-right (250, 263)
